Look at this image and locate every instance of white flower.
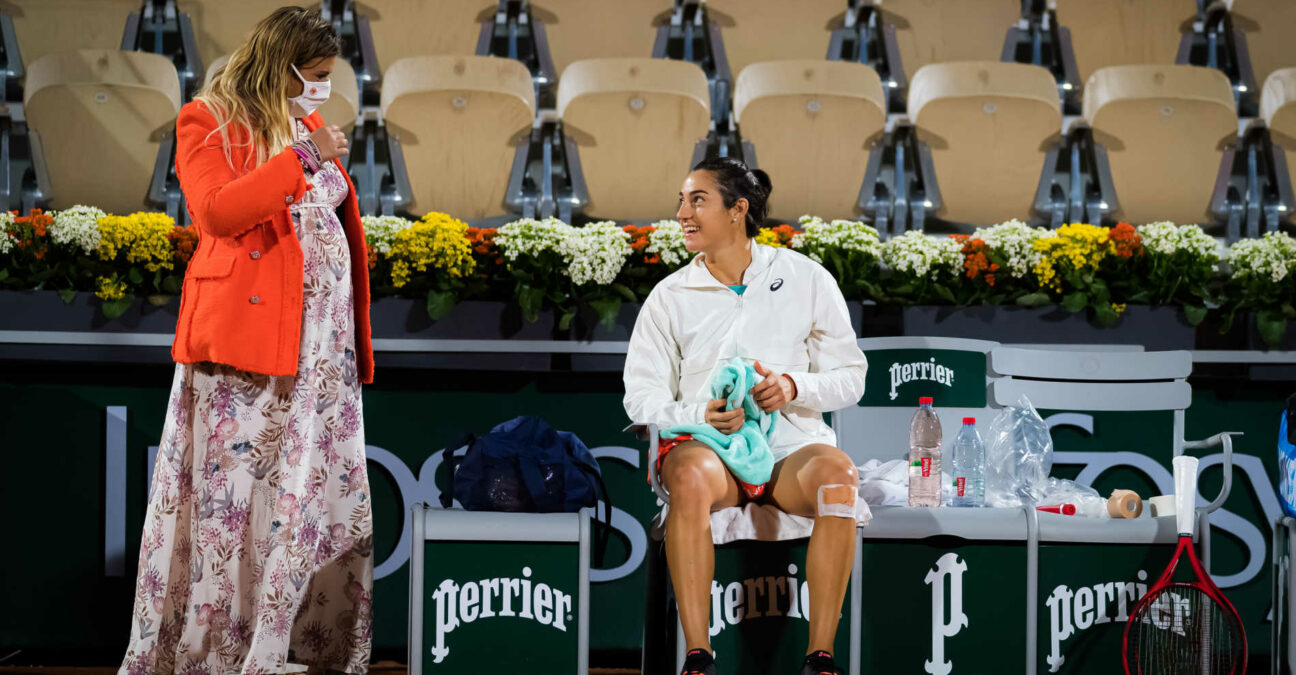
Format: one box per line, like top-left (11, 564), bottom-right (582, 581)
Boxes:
top-left (0, 211), bottom-right (15, 255)
top-left (49, 205), bottom-right (105, 255)
top-left (1228, 230), bottom-right (1296, 284)
top-left (792, 215), bottom-right (882, 263)
top-left (971, 219), bottom-right (1053, 278)
top-left (497, 217), bottom-right (631, 285)
top-left (881, 230), bottom-right (963, 277)
top-left (1136, 221), bottom-right (1223, 269)
top-left (646, 220), bottom-right (690, 267)
top-left (361, 215), bottom-right (414, 255)
top-left (559, 221), bottom-right (632, 285)
top-left (496, 217), bottom-right (573, 261)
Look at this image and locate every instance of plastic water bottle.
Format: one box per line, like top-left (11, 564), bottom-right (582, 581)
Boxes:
top-left (908, 397), bottom-right (942, 508)
top-left (951, 417), bottom-right (986, 507)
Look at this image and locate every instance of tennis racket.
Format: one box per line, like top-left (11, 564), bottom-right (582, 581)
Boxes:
top-left (1122, 455), bottom-right (1247, 674)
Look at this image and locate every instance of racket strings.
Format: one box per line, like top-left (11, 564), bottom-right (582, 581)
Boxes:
top-left (1130, 586), bottom-right (1243, 674)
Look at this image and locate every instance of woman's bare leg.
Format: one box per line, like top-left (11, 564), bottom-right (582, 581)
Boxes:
top-left (766, 444), bottom-right (859, 656)
top-left (661, 442), bottom-right (743, 654)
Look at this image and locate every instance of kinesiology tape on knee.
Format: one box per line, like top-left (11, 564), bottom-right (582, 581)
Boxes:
top-left (817, 484), bottom-right (857, 519)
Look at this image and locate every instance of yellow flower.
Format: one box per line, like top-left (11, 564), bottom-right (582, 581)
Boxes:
top-left (95, 276), bottom-right (128, 301)
top-left (1032, 223), bottom-right (1111, 291)
top-left (97, 212), bottom-right (177, 272)
top-left (1112, 303), bottom-right (1126, 315)
top-left (386, 212), bottom-right (474, 287)
top-left (753, 228), bottom-right (785, 248)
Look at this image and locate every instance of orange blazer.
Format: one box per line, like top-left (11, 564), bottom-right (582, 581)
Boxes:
top-left (171, 101), bottom-right (374, 384)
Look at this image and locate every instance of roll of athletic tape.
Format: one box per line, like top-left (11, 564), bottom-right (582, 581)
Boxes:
top-left (1148, 494), bottom-right (1176, 518)
top-left (1107, 490), bottom-right (1144, 518)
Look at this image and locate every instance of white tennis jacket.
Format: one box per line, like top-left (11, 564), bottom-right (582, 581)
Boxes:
top-left (622, 243), bottom-right (869, 461)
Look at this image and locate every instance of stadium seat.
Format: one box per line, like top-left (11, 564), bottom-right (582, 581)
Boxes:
top-left (734, 60), bottom-right (886, 221)
top-left (1228, 0), bottom-right (1296, 99)
top-left (24, 49), bottom-right (182, 214)
top-left (557, 57), bottom-right (710, 221)
top-left (1055, 0), bottom-right (1194, 85)
top-left (529, 0), bottom-right (662, 78)
top-left (704, 0), bottom-right (844, 83)
top-left (1084, 64), bottom-right (1237, 225)
top-left (204, 55), bottom-right (360, 133)
top-left (878, 0), bottom-right (1020, 79)
top-left (1261, 68), bottom-right (1296, 221)
top-left (176, 0), bottom-right (315, 69)
top-left (9, 0), bottom-right (140, 69)
top-left (363, 0), bottom-right (487, 71)
top-left (908, 62), bottom-right (1061, 226)
top-left (381, 55), bottom-right (535, 219)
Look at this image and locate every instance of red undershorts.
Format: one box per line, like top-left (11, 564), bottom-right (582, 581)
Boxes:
top-left (653, 434), bottom-right (767, 500)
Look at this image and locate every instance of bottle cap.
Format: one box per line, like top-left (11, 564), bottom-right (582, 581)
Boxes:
top-left (963, 417), bottom-right (976, 425)
top-left (919, 396), bottom-right (933, 405)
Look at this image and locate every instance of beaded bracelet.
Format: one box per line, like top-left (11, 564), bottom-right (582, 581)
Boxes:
top-left (291, 139), bottom-right (323, 175)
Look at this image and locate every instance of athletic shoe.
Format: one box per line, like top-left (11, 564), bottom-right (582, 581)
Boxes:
top-left (800, 650), bottom-right (845, 675)
top-left (681, 648), bottom-right (716, 675)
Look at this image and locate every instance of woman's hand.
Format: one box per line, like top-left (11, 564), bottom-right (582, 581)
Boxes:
top-left (309, 124), bottom-right (349, 162)
top-left (706, 398), bottom-right (744, 434)
top-left (751, 360), bottom-right (797, 413)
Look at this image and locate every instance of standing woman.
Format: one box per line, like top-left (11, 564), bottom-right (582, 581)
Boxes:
top-left (120, 7), bottom-right (374, 674)
top-left (624, 158), bottom-right (868, 675)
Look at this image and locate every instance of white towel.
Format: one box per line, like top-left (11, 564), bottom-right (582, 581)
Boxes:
top-left (707, 499), bottom-right (872, 545)
top-left (857, 458), bottom-right (911, 506)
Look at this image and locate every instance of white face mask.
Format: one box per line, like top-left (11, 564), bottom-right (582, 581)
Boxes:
top-left (288, 63), bottom-right (331, 115)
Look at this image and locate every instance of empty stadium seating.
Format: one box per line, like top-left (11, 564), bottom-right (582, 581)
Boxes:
top-left (734, 60), bottom-right (885, 221)
top-left (204, 54), bottom-right (360, 133)
top-left (177, 0), bottom-right (315, 69)
top-left (705, 0), bottom-right (844, 82)
top-left (880, 0), bottom-right (1020, 79)
top-left (1055, 0), bottom-right (1193, 85)
top-left (1084, 64), bottom-right (1237, 225)
top-left (1262, 68), bottom-right (1296, 221)
top-left (24, 49), bottom-right (181, 214)
top-left (1228, 0), bottom-right (1296, 99)
top-left (4, 0), bottom-right (1293, 230)
top-left (381, 55), bottom-right (535, 219)
top-left (363, 0), bottom-right (488, 71)
top-left (530, 0), bottom-right (661, 78)
top-left (9, 0), bottom-right (140, 68)
top-left (909, 61), bottom-right (1062, 226)
top-left (557, 57), bottom-right (710, 221)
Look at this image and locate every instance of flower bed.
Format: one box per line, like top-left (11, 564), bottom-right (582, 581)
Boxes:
top-left (3, 207), bottom-right (1294, 346)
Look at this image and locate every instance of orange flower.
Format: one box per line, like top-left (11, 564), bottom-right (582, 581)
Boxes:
top-left (168, 225), bottom-right (199, 264)
top-left (466, 226), bottom-right (503, 278)
top-left (1109, 222), bottom-right (1143, 259)
top-left (623, 224), bottom-right (670, 265)
top-left (9, 208), bottom-right (52, 257)
top-left (14, 209), bottom-right (51, 237)
top-left (952, 235), bottom-right (998, 286)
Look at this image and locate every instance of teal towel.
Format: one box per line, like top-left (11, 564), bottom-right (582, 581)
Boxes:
top-left (663, 357), bottom-right (777, 486)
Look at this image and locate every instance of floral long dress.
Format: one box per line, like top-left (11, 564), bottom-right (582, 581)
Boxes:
top-left (121, 119), bottom-right (374, 674)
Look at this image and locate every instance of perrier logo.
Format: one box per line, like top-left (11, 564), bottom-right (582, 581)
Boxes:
top-left (889, 358), bottom-right (956, 401)
top-left (430, 566), bottom-right (574, 664)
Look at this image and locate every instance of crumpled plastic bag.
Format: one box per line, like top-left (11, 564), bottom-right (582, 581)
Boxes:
top-left (983, 396), bottom-right (1103, 512)
top-left (985, 395), bottom-right (1053, 507)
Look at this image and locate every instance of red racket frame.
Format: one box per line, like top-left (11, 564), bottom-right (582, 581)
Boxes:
top-left (1121, 533), bottom-right (1248, 674)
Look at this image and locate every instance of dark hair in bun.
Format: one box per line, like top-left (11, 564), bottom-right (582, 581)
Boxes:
top-left (691, 156), bottom-right (773, 238)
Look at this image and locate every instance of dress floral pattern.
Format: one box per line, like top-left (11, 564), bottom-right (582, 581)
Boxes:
top-left (121, 119), bottom-right (374, 674)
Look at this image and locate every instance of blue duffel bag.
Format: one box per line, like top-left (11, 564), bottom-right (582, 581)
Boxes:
top-left (1279, 394), bottom-right (1296, 517)
top-left (440, 415), bottom-right (612, 562)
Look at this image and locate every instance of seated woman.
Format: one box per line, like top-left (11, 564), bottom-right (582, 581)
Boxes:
top-left (623, 157), bottom-right (869, 675)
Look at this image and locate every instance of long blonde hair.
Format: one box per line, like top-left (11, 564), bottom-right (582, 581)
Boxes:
top-left (196, 6), bottom-right (340, 170)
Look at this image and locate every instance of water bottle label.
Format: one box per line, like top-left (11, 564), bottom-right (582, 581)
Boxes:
top-left (956, 477), bottom-right (965, 497)
top-left (921, 457), bottom-right (931, 478)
